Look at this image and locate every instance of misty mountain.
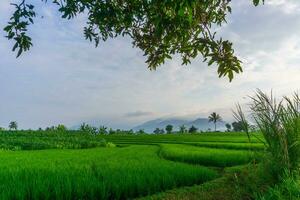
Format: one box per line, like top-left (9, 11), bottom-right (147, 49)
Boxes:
top-left (133, 117), bottom-right (226, 133)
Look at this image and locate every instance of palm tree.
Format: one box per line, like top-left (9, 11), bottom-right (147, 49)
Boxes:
top-left (208, 112), bottom-right (222, 132)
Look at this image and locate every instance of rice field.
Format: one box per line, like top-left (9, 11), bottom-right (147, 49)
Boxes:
top-left (159, 144), bottom-right (260, 167)
top-left (0, 146), bottom-right (218, 199)
top-left (102, 132), bottom-right (264, 144)
top-left (0, 131), bottom-right (265, 199)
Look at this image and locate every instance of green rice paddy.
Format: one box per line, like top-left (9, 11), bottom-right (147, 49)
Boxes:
top-left (0, 131), bottom-right (265, 199)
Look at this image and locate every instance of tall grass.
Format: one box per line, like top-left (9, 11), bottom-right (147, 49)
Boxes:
top-left (255, 174), bottom-right (300, 200)
top-left (250, 91), bottom-right (300, 177)
top-left (234, 90), bottom-right (300, 185)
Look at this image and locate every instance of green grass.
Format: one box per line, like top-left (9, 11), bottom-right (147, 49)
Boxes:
top-left (138, 165), bottom-right (247, 200)
top-left (0, 145), bottom-right (217, 200)
top-left (191, 142), bottom-right (265, 151)
top-left (103, 133), bottom-right (264, 144)
top-left (159, 144), bottom-right (260, 167)
top-left (0, 130), bottom-right (108, 150)
top-left (0, 130), bottom-right (268, 199)
top-left (0, 131), bottom-right (265, 151)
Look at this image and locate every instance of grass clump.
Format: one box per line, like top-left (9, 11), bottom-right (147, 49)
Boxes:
top-left (255, 174), bottom-right (300, 200)
top-left (250, 91), bottom-right (300, 177)
top-left (234, 90), bottom-right (300, 199)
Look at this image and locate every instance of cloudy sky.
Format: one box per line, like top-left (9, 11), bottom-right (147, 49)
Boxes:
top-left (0, 0), bottom-right (300, 129)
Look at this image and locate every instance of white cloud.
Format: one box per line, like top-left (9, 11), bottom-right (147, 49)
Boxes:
top-left (266, 0), bottom-right (300, 14)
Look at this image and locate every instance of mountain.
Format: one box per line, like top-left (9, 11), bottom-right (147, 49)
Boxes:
top-left (133, 117), bottom-right (226, 133)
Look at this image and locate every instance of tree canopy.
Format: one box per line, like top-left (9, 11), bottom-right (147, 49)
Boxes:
top-left (9, 121), bottom-right (18, 130)
top-left (4, 0), bottom-right (264, 81)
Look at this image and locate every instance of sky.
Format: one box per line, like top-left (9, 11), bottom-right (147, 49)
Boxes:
top-left (0, 0), bottom-right (300, 129)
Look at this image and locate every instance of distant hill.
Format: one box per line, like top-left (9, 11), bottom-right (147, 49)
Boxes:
top-left (133, 117), bottom-right (226, 133)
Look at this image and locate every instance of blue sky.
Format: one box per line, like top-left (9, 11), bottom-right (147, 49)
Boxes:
top-left (0, 0), bottom-right (300, 129)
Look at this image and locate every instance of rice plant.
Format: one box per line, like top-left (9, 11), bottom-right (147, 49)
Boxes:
top-left (0, 146), bottom-right (217, 200)
top-left (159, 144), bottom-right (259, 167)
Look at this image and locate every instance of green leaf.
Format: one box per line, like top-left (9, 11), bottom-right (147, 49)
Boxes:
top-left (16, 48), bottom-right (23, 58)
top-left (253, 0), bottom-right (260, 6)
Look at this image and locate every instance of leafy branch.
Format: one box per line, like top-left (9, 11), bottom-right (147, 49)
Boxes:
top-left (4, 0), bottom-right (265, 81)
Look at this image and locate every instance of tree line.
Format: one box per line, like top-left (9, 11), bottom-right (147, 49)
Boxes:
top-left (0, 113), bottom-right (251, 134)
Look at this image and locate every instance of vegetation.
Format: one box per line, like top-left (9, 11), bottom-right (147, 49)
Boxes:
top-left (225, 123), bottom-right (231, 132)
top-left (3, 1), bottom-right (267, 81)
top-left (0, 130), bottom-right (111, 150)
top-left (0, 129), bottom-right (267, 199)
top-left (8, 121), bottom-right (18, 130)
top-left (159, 144), bottom-right (259, 167)
top-left (192, 142), bottom-right (265, 151)
top-left (233, 90), bottom-right (300, 199)
top-left (165, 125), bottom-right (173, 134)
top-left (0, 96), bottom-right (298, 200)
top-left (249, 91), bottom-right (300, 177)
top-left (1, 0), bottom-right (297, 198)
top-left (188, 125), bottom-right (198, 133)
top-left (232, 121), bottom-right (245, 132)
top-left (208, 112), bottom-right (222, 131)
top-left (153, 128), bottom-right (161, 134)
top-left (0, 146), bottom-right (217, 200)
top-left (179, 125), bottom-right (187, 134)
top-left (102, 132), bottom-right (263, 144)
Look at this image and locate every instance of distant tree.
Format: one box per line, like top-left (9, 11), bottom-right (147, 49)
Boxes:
top-left (108, 128), bottom-right (116, 135)
top-left (127, 129), bottom-right (134, 135)
top-left (79, 123), bottom-right (88, 131)
top-left (56, 124), bottom-right (67, 132)
top-left (179, 125), bottom-right (187, 134)
top-left (9, 121), bottom-right (18, 130)
top-left (45, 126), bottom-right (55, 131)
top-left (98, 126), bottom-right (108, 135)
top-left (160, 129), bottom-right (165, 134)
top-left (188, 126), bottom-right (198, 134)
top-left (90, 126), bottom-right (98, 135)
top-left (38, 127), bottom-right (43, 131)
top-left (208, 112), bottom-right (222, 132)
top-left (165, 125), bottom-right (173, 134)
top-left (79, 123), bottom-right (97, 134)
top-left (225, 123), bottom-right (232, 132)
top-left (0, 127), bottom-right (5, 131)
top-left (232, 121), bottom-right (244, 132)
top-left (153, 128), bottom-right (161, 134)
top-left (137, 129), bottom-right (145, 135)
